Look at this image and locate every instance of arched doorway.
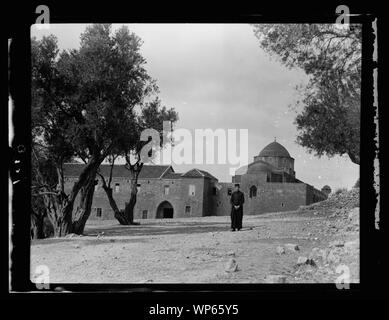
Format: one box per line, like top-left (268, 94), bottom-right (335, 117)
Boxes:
top-left (156, 201), bottom-right (174, 219)
top-left (249, 185), bottom-right (257, 198)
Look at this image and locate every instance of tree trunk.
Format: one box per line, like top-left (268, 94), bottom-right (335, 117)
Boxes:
top-left (31, 211), bottom-right (45, 239)
top-left (112, 173), bottom-right (139, 225)
top-left (52, 214), bottom-right (72, 237)
top-left (34, 156), bottom-right (104, 237)
top-left (43, 192), bottom-right (74, 237)
top-left (103, 187), bottom-right (121, 215)
top-left (124, 178), bottom-right (139, 225)
top-left (68, 156), bottom-right (102, 235)
top-left (72, 174), bottom-right (97, 235)
top-left (101, 185), bottom-right (128, 224)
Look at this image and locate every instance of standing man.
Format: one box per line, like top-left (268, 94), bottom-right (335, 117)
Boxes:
top-left (230, 184), bottom-right (245, 231)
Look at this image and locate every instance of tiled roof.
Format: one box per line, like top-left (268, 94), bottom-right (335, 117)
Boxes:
top-left (181, 169), bottom-right (204, 178)
top-left (198, 170), bottom-right (218, 180)
top-left (64, 163), bottom-right (219, 181)
top-left (140, 165), bottom-right (172, 179)
top-left (63, 163), bottom-right (172, 179)
top-left (182, 168), bottom-right (218, 180)
top-left (162, 172), bottom-right (183, 179)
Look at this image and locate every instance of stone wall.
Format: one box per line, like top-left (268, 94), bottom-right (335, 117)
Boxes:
top-left (64, 176), bottom-right (207, 220)
top-left (134, 177), bottom-right (206, 219)
top-left (214, 182), bottom-right (235, 216)
top-left (306, 184), bottom-right (328, 205)
top-left (64, 168), bottom-right (327, 221)
top-left (214, 179), bottom-right (309, 216)
top-left (202, 178), bottom-right (217, 216)
top-left (245, 182), bottom-right (308, 214)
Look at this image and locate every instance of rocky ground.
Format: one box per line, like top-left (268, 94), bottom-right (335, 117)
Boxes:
top-left (30, 189), bottom-right (359, 284)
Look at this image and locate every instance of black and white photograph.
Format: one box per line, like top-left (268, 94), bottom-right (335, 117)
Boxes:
top-left (5, 3), bottom-right (386, 304)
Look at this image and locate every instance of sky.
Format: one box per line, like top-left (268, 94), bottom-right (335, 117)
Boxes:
top-left (31, 23), bottom-right (359, 190)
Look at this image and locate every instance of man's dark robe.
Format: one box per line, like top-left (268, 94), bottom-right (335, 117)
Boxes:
top-left (230, 190), bottom-right (245, 230)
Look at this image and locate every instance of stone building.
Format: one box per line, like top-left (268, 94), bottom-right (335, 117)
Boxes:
top-left (64, 164), bottom-right (218, 220)
top-left (63, 140), bottom-right (327, 220)
top-left (217, 140), bottom-right (327, 216)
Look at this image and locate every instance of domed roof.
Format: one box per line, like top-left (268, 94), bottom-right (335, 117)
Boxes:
top-left (258, 141), bottom-right (291, 158)
top-left (246, 160), bottom-right (274, 174)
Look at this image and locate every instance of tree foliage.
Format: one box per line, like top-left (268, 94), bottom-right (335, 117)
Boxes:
top-left (252, 24), bottom-right (361, 164)
top-left (31, 24), bottom-right (166, 235)
top-left (98, 97), bottom-right (178, 225)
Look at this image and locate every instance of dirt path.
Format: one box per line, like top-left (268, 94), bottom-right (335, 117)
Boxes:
top-left (30, 210), bottom-right (359, 284)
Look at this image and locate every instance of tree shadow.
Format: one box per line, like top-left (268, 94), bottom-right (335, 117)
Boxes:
top-left (84, 221), bottom-right (232, 237)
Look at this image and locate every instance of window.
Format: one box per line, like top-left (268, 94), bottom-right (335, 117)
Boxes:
top-left (185, 206), bottom-right (191, 214)
top-left (281, 202), bottom-right (284, 207)
top-left (142, 210), bottom-right (148, 219)
top-left (212, 187), bottom-right (217, 195)
top-left (270, 173), bottom-right (283, 183)
top-left (164, 185), bottom-right (170, 195)
top-left (96, 208), bottom-right (102, 218)
top-left (115, 183), bottom-right (120, 193)
top-left (227, 188), bottom-right (232, 196)
top-left (189, 184), bottom-right (196, 196)
top-left (249, 185), bottom-right (257, 198)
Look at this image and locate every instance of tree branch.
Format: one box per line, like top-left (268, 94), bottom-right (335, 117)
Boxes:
top-left (33, 191), bottom-right (60, 196)
top-left (96, 170), bottom-right (108, 189)
top-left (107, 156), bottom-right (116, 187)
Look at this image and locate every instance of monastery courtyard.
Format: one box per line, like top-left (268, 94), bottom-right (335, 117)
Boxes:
top-left (30, 198), bottom-right (359, 284)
